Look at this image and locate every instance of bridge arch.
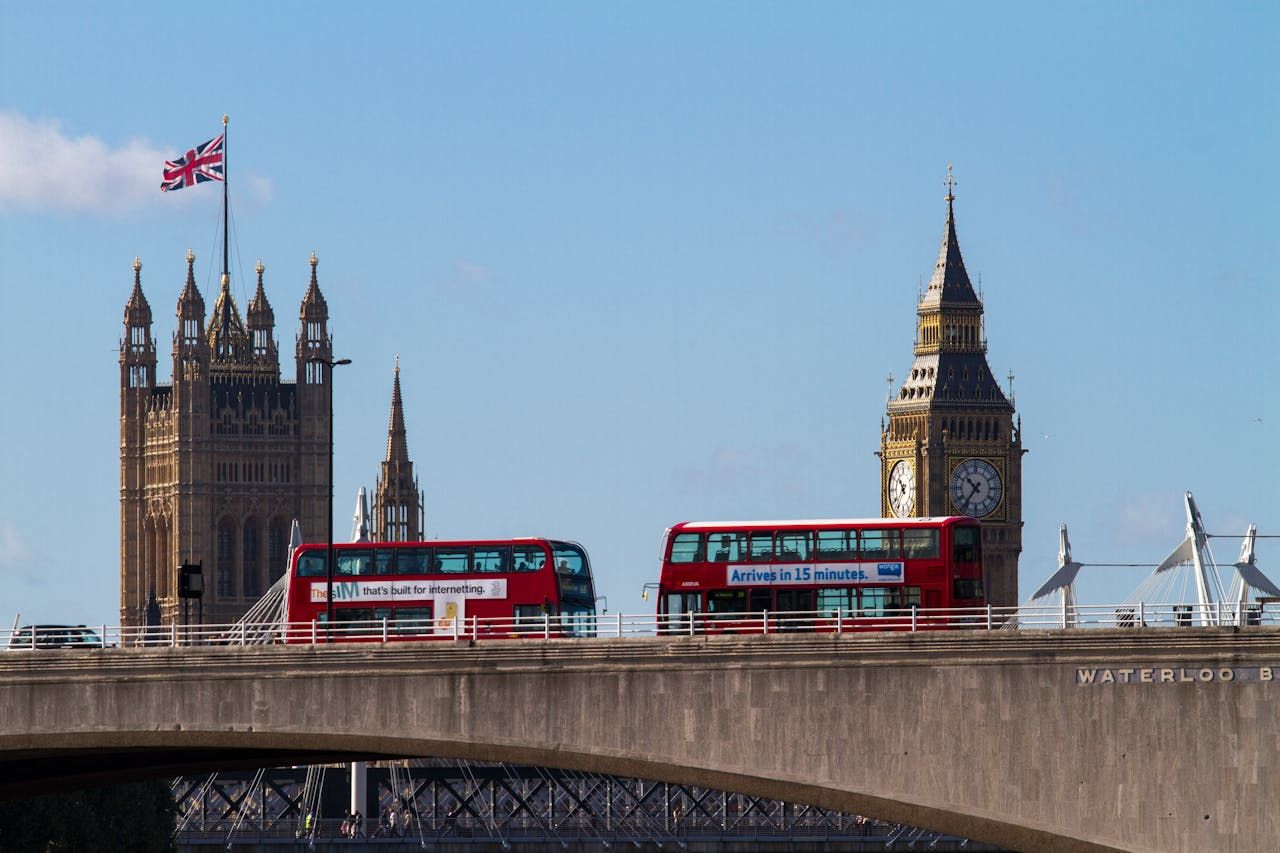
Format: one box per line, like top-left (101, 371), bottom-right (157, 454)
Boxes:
top-left (2, 630), bottom-right (1275, 852)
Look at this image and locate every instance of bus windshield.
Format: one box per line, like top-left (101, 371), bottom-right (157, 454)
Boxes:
top-left (552, 542), bottom-right (588, 575)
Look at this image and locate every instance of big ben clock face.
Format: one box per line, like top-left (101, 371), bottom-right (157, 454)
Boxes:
top-left (950, 458), bottom-right (1002, 517)
top-left (888, 460), bottom-right (916, 518)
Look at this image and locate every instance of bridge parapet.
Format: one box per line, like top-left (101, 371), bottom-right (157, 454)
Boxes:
top-left (2, 628), bottom-right (1277, 852)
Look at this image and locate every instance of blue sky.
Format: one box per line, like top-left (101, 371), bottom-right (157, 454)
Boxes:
top-left (1, 2), bottom-right (1276, 626)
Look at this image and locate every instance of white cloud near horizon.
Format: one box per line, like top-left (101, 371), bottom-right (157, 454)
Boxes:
top-left (0, 112), bottom-right (274, 215)
top-left (0, 112), bottom-right (175, 214)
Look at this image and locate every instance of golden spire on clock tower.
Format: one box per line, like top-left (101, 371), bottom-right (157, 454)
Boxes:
top-left (879, 167), bottom-right (1023, 609)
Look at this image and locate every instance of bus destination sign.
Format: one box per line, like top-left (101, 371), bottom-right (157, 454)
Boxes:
top-left (725, 563), bottom-right (905, 586)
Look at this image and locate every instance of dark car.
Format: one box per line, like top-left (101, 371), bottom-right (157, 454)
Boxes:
top-left (7, 624), bottom-right (105, 650)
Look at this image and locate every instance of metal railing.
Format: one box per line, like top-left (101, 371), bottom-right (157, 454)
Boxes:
top-left (3, 601), bottom-right (1276, 651)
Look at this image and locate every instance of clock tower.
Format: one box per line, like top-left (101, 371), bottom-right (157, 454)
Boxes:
top-left (879, 169), bottom-right (1023, 608)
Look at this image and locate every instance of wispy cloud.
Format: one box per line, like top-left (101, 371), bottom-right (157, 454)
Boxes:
top-left (678, 444), bottom-right (810, 500)
top-left (1108, 490), bottom-right (1185, 549)
top-left (0, 523), bottom-right (33, 574)
top-left (0, 112), bottom-right (176, 214)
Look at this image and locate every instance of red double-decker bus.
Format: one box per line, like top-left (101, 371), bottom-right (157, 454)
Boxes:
top-left (283, 538), bottom-right (596, 642)
top-left (655, 517), bottom-right (984, 632)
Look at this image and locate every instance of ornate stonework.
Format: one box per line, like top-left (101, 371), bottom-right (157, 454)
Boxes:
top-left (879, 174), bottom-right (1024, 607)
top-left (119, 253), bottom-right (334, 626)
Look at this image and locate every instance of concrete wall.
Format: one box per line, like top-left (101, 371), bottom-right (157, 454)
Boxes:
top-left (1, 628), bottom-right (1276, 852)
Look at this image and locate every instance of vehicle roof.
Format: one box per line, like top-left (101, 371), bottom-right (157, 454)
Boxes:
top-left (297, 537), bottom-right (564, 548)
top-left (671, 517), bottom-right (977, 531)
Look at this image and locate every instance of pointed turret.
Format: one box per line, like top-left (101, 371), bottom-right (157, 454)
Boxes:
top-left (207, 272), bottom-right (250, 365)
top-left (173, 249), bottom-right (210, 384)
top-left (374, 356), bottom-right (424, 542)
top-left (919, 171), bottom-right (980, 308)
top-left (385, 357), bottom-right (410, 465)
top-left (120, 257), bottom-right (156, 393)
top-left (296, 251), bottom-right (331, 386)
top-left (176, 248), bottom-right (205, 347)
top-left (246, 259), bottom-right (280, 374)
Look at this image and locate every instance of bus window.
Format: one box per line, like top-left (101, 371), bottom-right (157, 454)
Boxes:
top-left (747, 532), bottom-right (773, 562)
top-left (512, 546), bottom-right (543, 571)
top-left (862, 586), bottom-right (921, 615)
top-left (776, 589), bottom-right (815, 614)
top-left (374, 549), bottom-right (395, 575)
top-left (748, 589), bottom-right (771, 612)
top-left (818, 587), bottom-right (853, 616)
top-left (859, 588), bottom-right (890, 617)
top-left (337, 550), bottom-right (373, 576)
top-left (708, 589), bottom-right (747, 615)
top-left (902, 529), bottom-right (940, 559)
top-left (514, 603), bottom-right (546, 633)
top-left (709, 532), bottom-right (745, 562)
top-left (670, 533), bottom-right (703, 563)
top-left (397, 548), bottom-right (432, 575)
top-left (393, 606), bottom-right (432, 634)
top-left (553, 544), bottom-right (588, 575)
top-left (776, 531), bottom-right (810, 561)
top-left (473, 547), bottom-right (509, 572)
top-left (512, 545), bottom-right (542, 571)
top-left (953, 525), bottom-right (981, 563)
top-left (297, 551), bottom-right (326, 577)
top-left (954, 578), bottom-right (984, 600)
top-left (859, 530), bottom-right (902, 561)
top-left (815, 530), bottom-right (855, 560)
top-left (319, 608), bottom-right (375, 623)
top-left (665, 592), bottom-right (701, 615)
top-left (435, 548), bottom-right (469, 573)
top-left (560, 604), bottom-right (596, 637)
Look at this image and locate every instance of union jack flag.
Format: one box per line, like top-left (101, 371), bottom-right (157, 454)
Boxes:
top-left (161, 134), bottom-right (225, 192)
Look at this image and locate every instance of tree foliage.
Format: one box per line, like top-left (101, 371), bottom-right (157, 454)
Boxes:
top-left (0, 779), bottom-right (176, 853)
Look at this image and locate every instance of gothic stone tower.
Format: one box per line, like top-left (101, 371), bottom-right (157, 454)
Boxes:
top-left (879, 176), bottom-right (1024, 608)
top-left (119, 251), bottom-right (334, 626)
top-left (373, 358), bottom-right (424, 542)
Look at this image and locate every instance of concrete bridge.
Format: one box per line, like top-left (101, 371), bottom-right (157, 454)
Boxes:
top-left (1, 629), bottom-right (1276, 852)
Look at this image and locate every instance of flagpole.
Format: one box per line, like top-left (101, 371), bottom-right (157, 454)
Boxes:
top-left (221, 113), bottom-right (230, 283)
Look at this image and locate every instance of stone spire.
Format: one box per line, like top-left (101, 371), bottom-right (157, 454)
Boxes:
top-left (177, 249), bottom-right (205, 324)
top-left (374, 356), bottom-right (423, 542)
top-left (920, 164), bottom-right (980, 308)
top-left (246, 259), bottom-right (279, 372)
top-left (207, 272), bottom-right (249, 364)
top-left (384, 355), bottom-right (410, 465)
top-left (124, 257), bottom-right (152, 327)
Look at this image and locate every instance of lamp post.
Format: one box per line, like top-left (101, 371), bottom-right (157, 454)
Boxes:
top-left (311, 356), bottom-right (351, 640)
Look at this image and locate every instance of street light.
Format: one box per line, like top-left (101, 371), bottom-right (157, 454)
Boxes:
top-left (311, 355), bottom-right (351, 640)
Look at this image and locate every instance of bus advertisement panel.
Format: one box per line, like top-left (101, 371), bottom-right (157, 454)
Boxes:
top-left (284, 538), bottom-right (596, 642)
top-left (656, 517), bottom-right (984, 632)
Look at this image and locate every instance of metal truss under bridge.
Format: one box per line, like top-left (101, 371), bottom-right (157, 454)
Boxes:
top-left (173, 760), bottom-right (1003, 851)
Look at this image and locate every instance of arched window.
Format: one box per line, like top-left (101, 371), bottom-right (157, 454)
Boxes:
top-left (243, 518), bottom-right (261, 598)
top-left (268, 518), bottom-right (288, 583)
top-left (217, 519), bottom-right (235, 598)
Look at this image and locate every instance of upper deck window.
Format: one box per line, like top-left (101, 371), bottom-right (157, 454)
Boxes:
top-left (708, 532), bottom-right (745, 562)
top-left (513, 546), bottom-right (545, 572)
top-left (336, 550), bottom-right (374, 576)
top-left (815, 530), bottom-right (856, 560)
top-left (902, 529), bottom-right (940, 559)
top-left (747, 532), bottom-right (773, 562)
top-left (553, 543), bottom-right (589, 576)
top-left (297, 551), bottom-right (326, 577)
top-left (859, 529), bottom-right (902, 561)
top-left (953, 526), bottom-right (981, 563)
top-left (775, 532), bottom-right (810, 561)
top-left (670, 533), bottom-right (703, 563)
